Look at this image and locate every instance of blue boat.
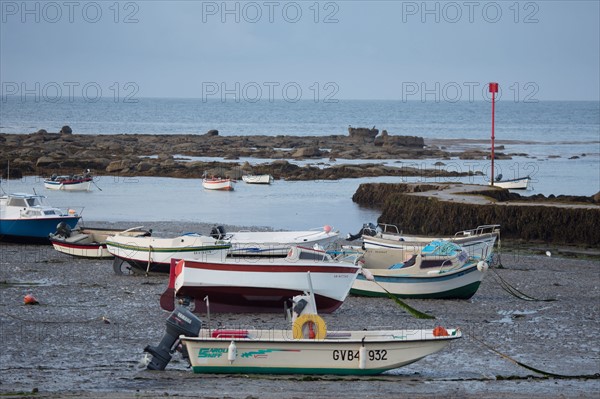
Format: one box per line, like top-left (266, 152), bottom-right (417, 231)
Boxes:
top-left (0, 193), bottom-right (80, 243)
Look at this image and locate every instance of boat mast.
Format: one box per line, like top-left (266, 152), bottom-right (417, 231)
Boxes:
top-left (489, 82), bottom-right (498, 186)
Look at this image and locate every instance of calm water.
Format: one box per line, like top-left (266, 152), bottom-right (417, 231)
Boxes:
top-left (0, 98), bottom-right (598, 232)
top-left (1, 98), bottom-right (599, 142)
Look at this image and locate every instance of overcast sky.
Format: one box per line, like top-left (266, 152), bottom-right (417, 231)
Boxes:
top-left (1, 1), bottom-right (599, 101)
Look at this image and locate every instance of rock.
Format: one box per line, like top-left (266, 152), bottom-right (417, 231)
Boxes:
top-left (36, 156), bottom-right (57, 167)
top-left (36, 129), bottom-right (48, 135)
top-left (348, 126), bottom-right (378, 143)
top-left (106, 160), bottom-right (131, 173)
top-left (136, 162), bottom-right (153, 172)
top-left (2, 168), bottom-right (22, 179)
top-left (593, 192), bottom-right (600, 203)
top-left (60, 125), bottom-right (72, 134)
top-left (291, 146), bottom-right (322, 159)
top-left (205, 129), bottom-right (219, 136)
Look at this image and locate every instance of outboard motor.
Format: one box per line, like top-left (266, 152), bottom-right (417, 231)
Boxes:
top-left (144, 306), bottom-right (202, 370)
top-left (55, 222), bottom-right (72, 238)
top-left (210, 225), bottom-right (226, 240)
top-left (346, 222), bottom-right (378, 241)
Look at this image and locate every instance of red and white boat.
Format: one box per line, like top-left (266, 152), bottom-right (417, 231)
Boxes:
top-left (44, 170), bottom-right (94, 191)
top-left (202, 176), bottom-right (235, 191)
top-left (160, 246), bottom-right (361, 314)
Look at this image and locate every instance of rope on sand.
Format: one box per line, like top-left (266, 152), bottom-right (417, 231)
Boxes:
top-left (469, 332), bottom-right (599, 379)
top-left (490, 267), bottom-right (556, 302)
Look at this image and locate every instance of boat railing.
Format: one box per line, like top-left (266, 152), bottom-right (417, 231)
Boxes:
top-left (454, 224), bottom-right (500, 238)
top-left (377, 223), bottom-right (401, 235)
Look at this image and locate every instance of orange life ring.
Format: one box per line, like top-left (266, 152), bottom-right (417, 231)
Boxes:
top-left (292, 314), bottom-right (327, 340)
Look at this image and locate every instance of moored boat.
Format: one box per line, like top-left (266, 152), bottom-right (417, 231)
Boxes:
top-left (49, 225), bottom-right (151, 258)
top-left (350, 223), bottom-right (499, 264)
top-left (210, 224), bottom-right (340, 256)
top-left (106, 234), bottom-right (231, 274)
top-left (0, 193), bottom-right (80, 243)
top-left (144, 295), bottom-right (461, 375)
top-left (241, 174), bottom-right (274, 184)
top-left (351, 241), bottom-right (489, 299)
top-left (159, 246), bottom-right (361, 313)
top-left (202, 176), bottom-right (235, 191)
top-left (488, 175), bottom-right (530, 190)
top-left (44, 170), bottom-right (93, 191)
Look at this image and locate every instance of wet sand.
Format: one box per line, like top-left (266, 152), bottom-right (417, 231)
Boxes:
top-left (0, 222), bottom-right (598, 398)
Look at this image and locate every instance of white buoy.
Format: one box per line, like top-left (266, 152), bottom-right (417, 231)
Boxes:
top-left (477, 261), bottom-right (489, 273)
top-left (358, 346), bottom-right (367, 369)
top-left (228, 341), bottom-right (237, 364)
top-left (546, 251), bottom-right (552, 257)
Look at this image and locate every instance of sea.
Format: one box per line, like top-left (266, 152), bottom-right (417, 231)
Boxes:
top-left (1, 98), bottom-right (598, 235)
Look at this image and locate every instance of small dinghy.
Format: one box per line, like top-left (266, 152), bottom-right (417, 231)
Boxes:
top-left (144, 288), bottom-right (461, 375)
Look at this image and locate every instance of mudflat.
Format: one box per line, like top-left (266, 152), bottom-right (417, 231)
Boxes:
top-left (0, 222), bottom-right (598, 398)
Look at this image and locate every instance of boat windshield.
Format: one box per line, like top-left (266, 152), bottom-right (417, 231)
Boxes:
top-left (26, 197), bottom-right (44, 207)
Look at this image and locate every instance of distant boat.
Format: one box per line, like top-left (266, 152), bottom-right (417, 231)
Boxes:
top-left (489, 174), bottom-right (530, 190)
top-left (241, 174), bottom-right (274, 184)
top-left (0, 192), bottom-right (80, 243)
top-left (202, 176), bottom-right (235, 191)
top-left (44, 170), bottom-right (93, 191)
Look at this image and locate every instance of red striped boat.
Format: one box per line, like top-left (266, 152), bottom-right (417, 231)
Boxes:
top-left (160, 246), bottom-right (361, 313)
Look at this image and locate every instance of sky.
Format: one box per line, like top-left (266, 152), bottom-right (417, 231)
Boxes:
top-left (1, 0), bottom-right (599, 101)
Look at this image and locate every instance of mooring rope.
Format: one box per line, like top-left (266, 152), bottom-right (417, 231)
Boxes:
top-left (361, 269), bottom-right (435, 319)
top-left (490, 267), bottom-right (556, 302)
top-left (469, 332), bottom-right (599, 379)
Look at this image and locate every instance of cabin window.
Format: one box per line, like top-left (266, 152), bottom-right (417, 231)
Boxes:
top-left (7, 198), bottom-right (27, 207)
top-left (44, 210), bottom-right (57, 215)
top-left (298, 251), bottom-right (327, 261)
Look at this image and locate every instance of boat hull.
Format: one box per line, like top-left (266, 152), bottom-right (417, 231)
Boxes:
top-left (51, 240), bottom-right (110, 258)
top-left (362, 233), bottom-right (497, 268)
top-left (44, 179), bottom-right (92, 191)
top-left (50, 227), bottom-right (151, 259)
top-left (351, 264), bottom-right (485, 299)
top-left (202, 179), bottom-right (234, 191)
top-left (489, 177), bottom-right (530, 190)
top-left (182, 328), bottom-right (460, 375)
top-left (171, 258), bottom-right (359, 313)
top-left (227, 229), bottom-right (339, 256)
top-left (0, 217), bottom-right (80, 243)
top-left (106, 235), bottom-right (231, 274)
top-left (242, 175), bottom-right (273, 184)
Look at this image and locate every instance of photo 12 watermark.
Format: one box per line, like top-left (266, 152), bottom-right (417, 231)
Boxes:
top-left (1, 1), bottom-right (140, 23)
top-left (201, 81), bottom-right (339, 103)
top-left (1, 81), bottom-right (140, 103)
top-left (200, 1), bottom-right (340, 23)
top-left (400, 1), bottom-right (540, 24)
top-left (401, 81), bottom-right (539, 103)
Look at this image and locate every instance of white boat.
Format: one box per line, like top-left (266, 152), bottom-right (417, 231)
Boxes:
top-left (351, 241), bottom-right (489, 299)
top-left (241, 174), bottom-right (274, 184)
top-left (0, 192), bottom-right (80, 243)
top-left (145, 295), bottom-right (461, 375)
top-left (159, 246), bottom-right (361, 313)
top-left (44, 170), bottom-right (93, 191)
top-left (350, 224), bottom-right (499, 264)
top-left (210, 225), bottom-right (340, 256)
top-left (202, 177), bottom-right (235, 191)
top-left (49, 225), bottom-right (151, 259)
top-left (106, 234), bottom-right (231, 274)
top-left (489, 175), bottom-right (530, 190)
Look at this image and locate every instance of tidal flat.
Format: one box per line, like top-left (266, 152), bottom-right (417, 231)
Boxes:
top-left (0, 222), bottom-right (598, 398)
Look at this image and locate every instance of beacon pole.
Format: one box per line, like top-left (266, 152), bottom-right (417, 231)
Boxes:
top-left (489, 82), bottom-right (499, 186)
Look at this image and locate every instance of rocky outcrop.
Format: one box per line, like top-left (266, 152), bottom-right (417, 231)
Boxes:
top-left (348, 126), bottom-right (378, 143)
top-left (352, 183), bottom-right (600, 246)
